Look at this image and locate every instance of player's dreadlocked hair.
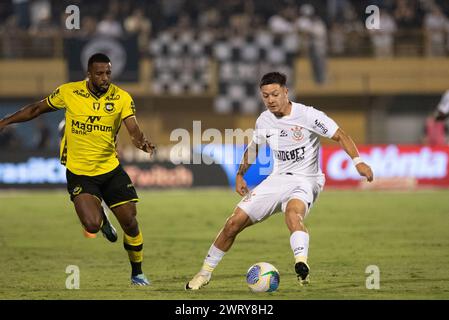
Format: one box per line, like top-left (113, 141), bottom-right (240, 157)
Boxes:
top-left (259, 72), bottom-right (287, 88)
top-left (87, 53), bottom-right (111, 69)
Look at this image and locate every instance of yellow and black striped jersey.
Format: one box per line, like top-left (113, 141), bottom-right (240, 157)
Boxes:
top-left (47, 80), bottom-right (136, 176)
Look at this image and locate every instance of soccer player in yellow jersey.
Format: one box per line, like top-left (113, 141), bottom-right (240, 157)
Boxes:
top-left (0, 53), bottom-right (155, 286)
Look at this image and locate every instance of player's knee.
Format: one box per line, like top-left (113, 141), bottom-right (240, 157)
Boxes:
top-left (285, 209), bottom-right (304, 227)
top-left (83, 221), bottom-right (101, 234)
top-left (121, 218), bottom-right (138, 235)
top-left (223, 218), bottom-right (242, 237)
top-left (285, 208), bottom-right (294, 218)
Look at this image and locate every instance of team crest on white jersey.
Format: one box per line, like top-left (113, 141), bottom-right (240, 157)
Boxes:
top-left (291, 126), bottom-right (304, 141)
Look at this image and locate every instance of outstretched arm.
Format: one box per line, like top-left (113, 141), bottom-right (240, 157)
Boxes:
top-left (235, 141), bottom-right (259, 196)
top-left (123, 116), bottom-right (156, 156)
top-left (331, 128), bottom-right (374, 182)
top-left (0, 99), bottom-right (54, 132)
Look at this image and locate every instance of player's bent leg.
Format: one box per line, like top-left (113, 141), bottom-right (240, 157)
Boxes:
top-left (110, 201), bottom-right (139, 236)
top-left (186, 207), bottom-right (253, 291)
top-left (284, 199), bottom-right (308, 233)
top-left (285, 199), bottom-right (310, 285)
top-left (99, 201), bottom-right (118, 242)
top-left (73, 194), bottom-right (104, 234)
top-left (111, 201), bottom-right (149, 286)
top-left (214, 207), bottom-right (253, 252)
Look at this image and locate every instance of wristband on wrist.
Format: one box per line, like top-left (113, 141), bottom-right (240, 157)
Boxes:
top-left (352, 157), bottom-right (364, 166)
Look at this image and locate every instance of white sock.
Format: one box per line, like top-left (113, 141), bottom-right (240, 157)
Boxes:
top-left (201, 244), bottom-right (225, 275)
top-left (290, 231), bottom-right (309, 263)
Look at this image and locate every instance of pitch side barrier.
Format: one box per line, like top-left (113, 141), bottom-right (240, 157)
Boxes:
top-left (0, 145), bottom-right (448, 189)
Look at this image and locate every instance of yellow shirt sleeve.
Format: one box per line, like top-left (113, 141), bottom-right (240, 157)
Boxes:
top-left (121, 92), bottom-right (136, 120)
top-left (46, 85), bottom-right (67, 110)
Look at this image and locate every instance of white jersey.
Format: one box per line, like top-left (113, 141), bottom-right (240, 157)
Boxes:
top-left (437, 90), bottom-right (449, 115)
top-left (252, 102), bottom-right (339, 177)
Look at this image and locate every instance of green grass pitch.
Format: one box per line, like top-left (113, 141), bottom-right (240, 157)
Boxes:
top-left (0, 189), bottom-right (448, 300)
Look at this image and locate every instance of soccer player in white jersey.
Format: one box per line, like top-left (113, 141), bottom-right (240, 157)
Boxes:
top-left (435, 90), bottom-right (449, 121)
top-left (185, 72), bottom-right (374, 290)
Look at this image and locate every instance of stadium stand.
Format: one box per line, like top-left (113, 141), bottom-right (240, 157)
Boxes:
top-left (0, 0), bottom-right (448, 148)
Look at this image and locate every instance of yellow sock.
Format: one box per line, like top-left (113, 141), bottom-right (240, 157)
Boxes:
top-left (124, 231), bottom-right (143, 263)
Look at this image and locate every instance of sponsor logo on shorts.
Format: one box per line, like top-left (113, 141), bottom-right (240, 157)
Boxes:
top-left (127, 183), bottom-right (134, 188)
top-left (73, 185), bottom-right (82, 195)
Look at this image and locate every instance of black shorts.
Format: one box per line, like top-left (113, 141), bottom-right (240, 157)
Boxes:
top-left (66, 165), bottom-right (139, 208)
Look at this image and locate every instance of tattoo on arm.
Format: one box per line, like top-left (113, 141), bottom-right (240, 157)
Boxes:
top-left (237, 161), bottom-right (251, 176)
top-left (237, 142), bottom-right (258, 176)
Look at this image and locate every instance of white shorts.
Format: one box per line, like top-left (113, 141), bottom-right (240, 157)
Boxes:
top-left (237, 174), bottom-right (324, 223)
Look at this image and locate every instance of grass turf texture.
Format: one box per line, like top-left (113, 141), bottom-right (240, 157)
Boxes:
top-left (0, 189), bottom-right (448, 299)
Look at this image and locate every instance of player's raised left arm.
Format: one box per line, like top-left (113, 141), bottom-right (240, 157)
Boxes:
top-left (331, 128), bottom-right (373, 182)
top-left (123, 116), bottom-right (156, 157)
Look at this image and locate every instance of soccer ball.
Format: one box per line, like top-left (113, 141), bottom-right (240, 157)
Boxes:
top-left (246, 262), bottom-right (280, 292)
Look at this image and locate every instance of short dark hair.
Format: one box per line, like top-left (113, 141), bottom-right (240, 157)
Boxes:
top-left (259, 72), bottom-right (287, 87)
top-left (87, 53), bottom-right (110, 69)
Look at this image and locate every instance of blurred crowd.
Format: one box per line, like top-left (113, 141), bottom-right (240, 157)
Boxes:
top-left (0, 0), bottom-right (449, 58)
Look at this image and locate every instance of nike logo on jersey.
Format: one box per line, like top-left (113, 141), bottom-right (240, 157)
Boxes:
top-left (267, 130), bottom-right (288, 138)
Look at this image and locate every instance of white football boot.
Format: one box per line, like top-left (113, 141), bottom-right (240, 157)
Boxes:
top-left (185, 272), bottom-right (211, 290)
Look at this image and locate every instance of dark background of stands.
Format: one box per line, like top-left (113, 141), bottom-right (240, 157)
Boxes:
top-left (1, 0), bottom-right (449, 58)
top-left (0, 0), bottom-right (448, 152)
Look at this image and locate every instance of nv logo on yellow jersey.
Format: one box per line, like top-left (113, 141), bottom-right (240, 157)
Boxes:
top-left (87, 116), bottom-right (101, 123)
